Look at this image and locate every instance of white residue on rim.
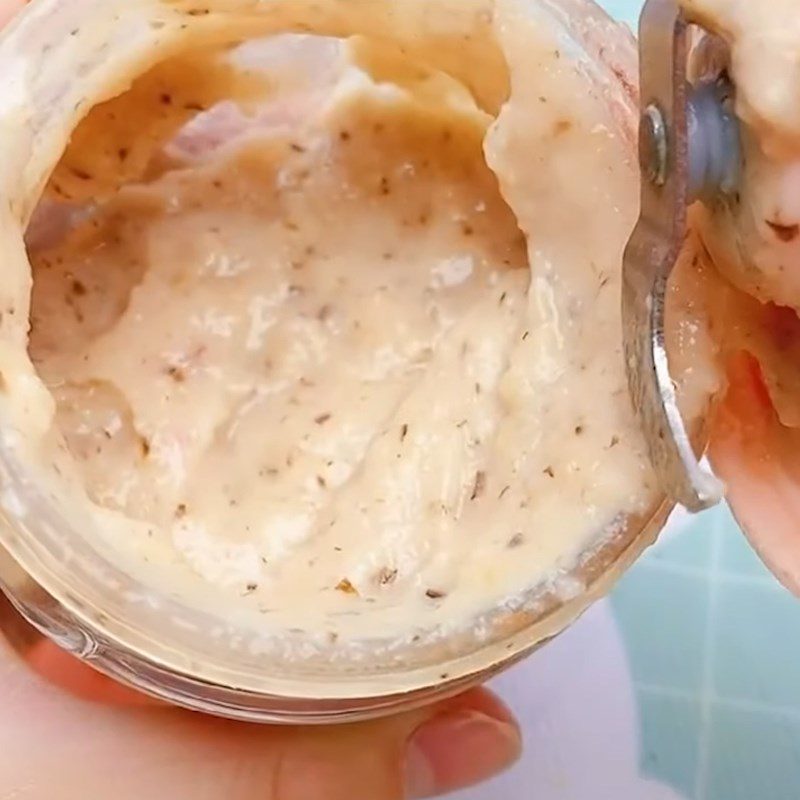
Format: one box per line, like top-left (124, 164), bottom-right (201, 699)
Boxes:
top-left (430, 254), bottom-right (475, 289)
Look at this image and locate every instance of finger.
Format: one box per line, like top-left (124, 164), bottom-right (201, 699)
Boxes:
top-left (0, 592), bottom-right (157, 707)
top-left (0, 0), bottom-right (25, 27)
top-left (0, 626), bottom-right (520, 799)
top-left (709, 351), bottom-right (800, 594)
top-left (27, 639), bottom-right (159, 707)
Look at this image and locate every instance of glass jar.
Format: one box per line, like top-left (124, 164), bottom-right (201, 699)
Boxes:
top-left (0, 0), bottom-right (712, 723)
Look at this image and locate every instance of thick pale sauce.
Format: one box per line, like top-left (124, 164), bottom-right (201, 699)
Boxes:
top-left (0, 0), bottom-right (713, 653)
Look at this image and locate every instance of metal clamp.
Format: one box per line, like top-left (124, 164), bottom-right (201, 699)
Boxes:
top-left (622, 0), bottom-right (740, 512)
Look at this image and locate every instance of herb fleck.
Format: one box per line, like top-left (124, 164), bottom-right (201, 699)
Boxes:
top-left (425, 588), bottom-right (446, 600)
top-left (167, 365), bottom-right (186, 383)
top-left (553, 119), bottom-right (573, 136)
top-left (470, 470), bottom-right (486, 501)
top-left (377, 567), bottom-right (398, 586)
top-left (508, 532), bottom-right (525, 548)
top-left (335, 578), bottom-right (358, 595)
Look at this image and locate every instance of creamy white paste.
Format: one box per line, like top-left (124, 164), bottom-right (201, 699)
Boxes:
top-left (0, 0), bottom-right (712, 653)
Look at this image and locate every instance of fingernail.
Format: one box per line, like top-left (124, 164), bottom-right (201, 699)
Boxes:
top-left (404, 708), bottom-right (521, 798)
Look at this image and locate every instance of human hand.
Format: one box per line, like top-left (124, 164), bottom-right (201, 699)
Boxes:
top-left (0, 594), bottom-right (520, 799)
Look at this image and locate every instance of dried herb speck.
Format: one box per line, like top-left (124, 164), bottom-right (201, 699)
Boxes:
top-left (314, 412), bottom-right (332, 425)
top-left (335, 578), bottom-right (358, 595)
top-left (167, 365), bottom-right (186, 383)
top-left (553, 118), bottom-right (573, 136)
top-left (470, 470), bottom-right (486, 501)
top-left (377, 567), bottom-right (398, 586)
top-left (508, 532), bottom-right (525, 548)
top-left (425, 588), bottom-right (446, 600)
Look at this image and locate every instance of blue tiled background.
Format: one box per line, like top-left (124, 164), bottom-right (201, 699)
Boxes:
top-left (612, 506), bottom-right (800, 800)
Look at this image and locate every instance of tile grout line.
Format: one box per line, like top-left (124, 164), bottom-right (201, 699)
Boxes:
top-left (635, 682), bottom-right (800, 722)
top-left (638, 558), bottom-right (782, 589)
top-left (694, 510), bottom-right (724, 800)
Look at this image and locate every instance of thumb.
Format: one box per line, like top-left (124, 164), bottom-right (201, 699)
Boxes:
top-left (1, 607), bottom-right (520, 800)
top-left (0, 1), bottom-right (25, 29)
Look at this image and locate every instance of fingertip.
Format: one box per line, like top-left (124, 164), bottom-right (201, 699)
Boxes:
top-left (0, 1), bottom-right (26, 28)
top-left (404, 690), bottom-right (521, 798)
top-left (27, 640), bottom-right (158, 707)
